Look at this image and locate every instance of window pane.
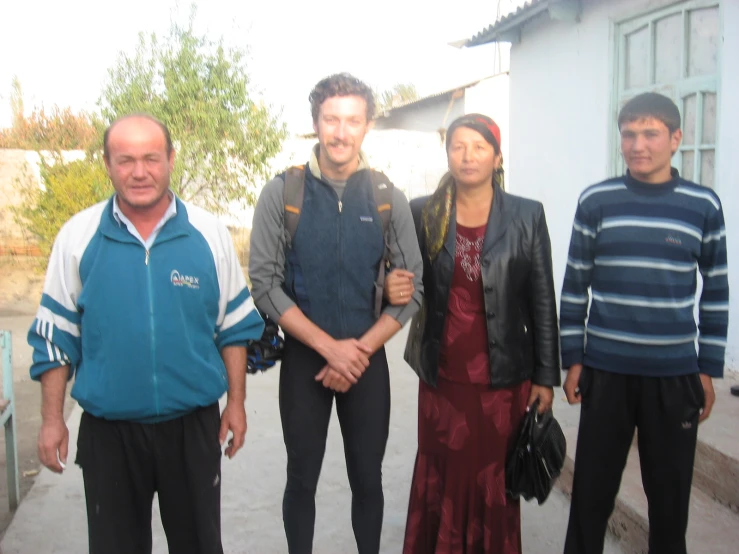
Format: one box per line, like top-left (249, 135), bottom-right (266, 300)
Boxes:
top-left (688, 7), bottom-right (719, 77)
top-left (702, 92), bottom-right (717, 144)
top-left (626, 26), bottom-right (650, 88)
top-left (655, 14), bottom-right (682, 82)
top-left (682, 150), bottom-right (695, 181)
top-left (683, 94), bottom-right (697, 145)
top-left (700, 149), bottom-right (715, 188)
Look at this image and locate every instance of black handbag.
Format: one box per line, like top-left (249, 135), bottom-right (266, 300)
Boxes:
top-left (505, 399), bottom-right (567, 504)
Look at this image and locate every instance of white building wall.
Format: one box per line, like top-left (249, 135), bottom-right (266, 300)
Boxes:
top-left (375, 97), bottom-right (466, 134)
top-left (716, 0), bottom-right (739, 370)
top-left (465, 74), bottom-right (511, 185)
top-left (507, 0), bottom-right (738, 370)
top-left (363, 130), bottom-right (448, 200)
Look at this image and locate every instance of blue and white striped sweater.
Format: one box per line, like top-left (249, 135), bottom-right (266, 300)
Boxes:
top-left (27, 196), bottom-right (265, 422)
top-left (560, 170), bottom-right (729, 377)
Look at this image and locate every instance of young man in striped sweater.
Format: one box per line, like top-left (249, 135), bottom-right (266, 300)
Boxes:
top-left (561, 93), bottom-right (729, 554)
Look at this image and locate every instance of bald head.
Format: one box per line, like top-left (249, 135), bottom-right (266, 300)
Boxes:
top-left (103, 114), bottom-right (176, 217)
top-left (103, 114), bottom-right (173, 161)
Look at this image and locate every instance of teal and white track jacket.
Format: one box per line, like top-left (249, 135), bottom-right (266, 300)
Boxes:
top-left (27, 196), bottom-right (264, 422)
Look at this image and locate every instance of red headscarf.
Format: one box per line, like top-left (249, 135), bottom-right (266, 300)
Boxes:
top-left (445, 113), bottom-right (502, 154)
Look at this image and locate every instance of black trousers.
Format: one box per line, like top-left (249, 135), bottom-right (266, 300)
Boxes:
top-left (564, 367), bottom-right (705, 554)
top-left (279, 336), bottom-right (391, 554)
top-left (75, 403), bottom-right (223, 554)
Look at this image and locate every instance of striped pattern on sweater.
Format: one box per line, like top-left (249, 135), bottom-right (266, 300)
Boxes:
top-left (560, 171), bottom-right (729, 377)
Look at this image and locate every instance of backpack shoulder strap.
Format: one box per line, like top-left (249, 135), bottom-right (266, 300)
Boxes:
top-left (283, 165), bottom-right (306, 247)
top-left (369, 169), bottom-right (393, 237)
top-left (369, 169), bottom-right (395, 319)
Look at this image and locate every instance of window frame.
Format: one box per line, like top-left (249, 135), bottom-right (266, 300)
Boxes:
top-left (609, 0), bottom-right (722, 187)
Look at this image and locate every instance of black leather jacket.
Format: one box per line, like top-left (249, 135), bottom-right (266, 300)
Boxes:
top-left (404, 183), bottom-right (561, 388)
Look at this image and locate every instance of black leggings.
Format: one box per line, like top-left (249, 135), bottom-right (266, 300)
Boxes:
top-left (279, 336), bottom-right (391, 554)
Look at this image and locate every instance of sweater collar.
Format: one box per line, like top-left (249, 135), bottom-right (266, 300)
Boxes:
top-left (624, 167), bottom-right (680, 195)
top-left (308, 143), bottom-right (370, 181)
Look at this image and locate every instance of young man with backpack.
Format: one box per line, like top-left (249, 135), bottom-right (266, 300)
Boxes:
top-left (560, 92), bottom-right (729, 554)
top-left (249, 73), bottom-right (423, 554)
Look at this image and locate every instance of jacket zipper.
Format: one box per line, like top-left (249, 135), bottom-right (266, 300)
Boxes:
top-left (337, 198), bottom-right (346, 332)
top-left (145, 247), bottom-right (159, 416)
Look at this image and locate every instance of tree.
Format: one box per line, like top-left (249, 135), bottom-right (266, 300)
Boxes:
top-left (5, 79), bottom-right (106, 264)
top-left (98, 9), bottom-right (286, 212)
top-left (13, 156), bottom-right (111, 258)
top-left (377, 83), bottom-right (420, 113)
top-left (0, 78), bottom-right (102, 151)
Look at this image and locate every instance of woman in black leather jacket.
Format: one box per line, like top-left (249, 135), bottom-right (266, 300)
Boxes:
top-left (385, 114), bottom-right (560, 554)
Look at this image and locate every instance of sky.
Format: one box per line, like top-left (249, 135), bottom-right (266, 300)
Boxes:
top-left (0, 0), bottom-right (522, 134)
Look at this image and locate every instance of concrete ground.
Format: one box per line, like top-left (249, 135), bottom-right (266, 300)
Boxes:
top-left (0, 325), bottom-right (626, 554)
top-left (0, 298), bottom-right (74, 538)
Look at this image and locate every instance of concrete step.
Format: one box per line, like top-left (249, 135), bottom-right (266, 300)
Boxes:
top-left (558, 423), bottom-right (739, 554)
top-left (692, 375), bottom-right (739, 513)
top-left (522, 487), bottom-right (625, 553)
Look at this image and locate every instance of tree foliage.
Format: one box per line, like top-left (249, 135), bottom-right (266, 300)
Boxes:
top-left (14, 156), bottom-right (111, 258)
top-left (377, 83), bottom-right (420, 113)
top-left (8, 6), bottom-right (286, 265)
top-left (98, 11), bottom-right (286, 211)
top-left (0, 78), bottom-right (102, 151)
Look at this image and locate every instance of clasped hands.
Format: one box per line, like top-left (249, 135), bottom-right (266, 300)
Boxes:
top-left (316, 269), bottom-right (416, 392)
top-left (315, 339), bottom-right (373, 392)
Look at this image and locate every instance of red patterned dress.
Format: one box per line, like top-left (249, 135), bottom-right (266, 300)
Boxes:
top-left (403, 223), bottom-right (531, 554)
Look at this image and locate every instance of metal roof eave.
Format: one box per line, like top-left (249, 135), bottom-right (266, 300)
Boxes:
top-left (374, 73), bottom-right (506, 119)
top-left (465, 0), bottom-right (581, 47)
